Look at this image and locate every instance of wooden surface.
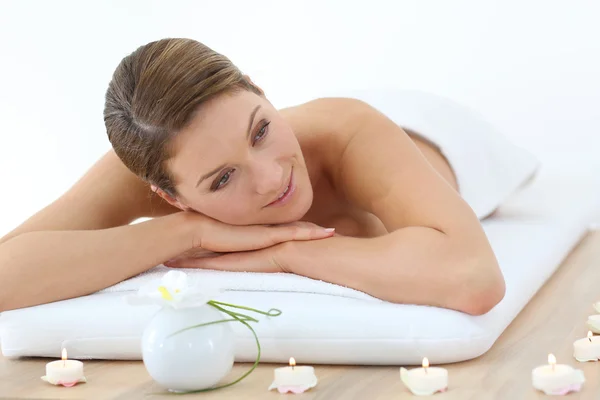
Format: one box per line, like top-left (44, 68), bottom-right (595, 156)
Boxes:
top-left (1, 230), bottom-right (600, 399)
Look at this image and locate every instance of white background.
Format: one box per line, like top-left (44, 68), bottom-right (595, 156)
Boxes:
top-left (0, 0), bottom-right (599, 236)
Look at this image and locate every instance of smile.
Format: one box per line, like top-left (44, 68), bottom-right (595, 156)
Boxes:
top-left (267, 168), bottom-right (296, 207)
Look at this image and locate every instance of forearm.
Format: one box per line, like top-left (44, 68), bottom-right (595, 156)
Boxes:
top-left (0, 212), bottom-right (194, 312)
top-left (288, 227), bottom-right (505, 314)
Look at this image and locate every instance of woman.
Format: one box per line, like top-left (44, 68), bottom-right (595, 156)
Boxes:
top-left (0, 38), bottom-right (504, 315)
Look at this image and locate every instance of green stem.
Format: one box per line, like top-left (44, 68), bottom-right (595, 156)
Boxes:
top-left (209, 300), bottom-right (282, 317)
top-left (209, 303), bottom-right (259, 323)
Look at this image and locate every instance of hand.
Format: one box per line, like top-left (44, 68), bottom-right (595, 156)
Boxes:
top-left (170, 215), bottom-right (334, 264)
top-left (164, 241), bottom-right (291, 273)
top-left (183, 213), bottom-right (335, 254)
top-left (165, 223), bottom-right (344, 271)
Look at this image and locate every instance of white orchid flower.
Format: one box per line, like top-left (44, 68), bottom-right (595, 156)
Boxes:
top-left (126, 270), bottom-right (222, 309)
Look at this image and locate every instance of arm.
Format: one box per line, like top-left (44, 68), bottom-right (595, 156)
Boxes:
top-left (0, 150), bottom-right (186, 312)
top-left (0, 212), bottom-right (193, 312)
top-left (286, 228), bottom-right (501, 315)
top-left (288, 98), bottom-right (505, 315)
top-left (0, 151), bottom-right (333, 312)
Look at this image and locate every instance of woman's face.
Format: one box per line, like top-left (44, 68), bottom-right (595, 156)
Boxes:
top-left (166, 89), bottom-right (314, 226)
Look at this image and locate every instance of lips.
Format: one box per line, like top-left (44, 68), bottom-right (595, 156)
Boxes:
top-left (267, 169), bottom-right (294, 207)
top-left (276, 183), bottom-right (291, 200)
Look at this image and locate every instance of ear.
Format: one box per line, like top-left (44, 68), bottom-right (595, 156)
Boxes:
top-left (243, 74), bottom-right (264, 95)
top-left (150, 185), bottom-right (192, 211)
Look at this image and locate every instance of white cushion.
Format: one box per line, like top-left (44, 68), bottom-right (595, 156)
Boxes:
top-left (1, 165), bottom-right (597, 365)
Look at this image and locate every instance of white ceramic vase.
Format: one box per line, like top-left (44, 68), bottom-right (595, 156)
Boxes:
top-left (141, 303), bottom-right (235, 392)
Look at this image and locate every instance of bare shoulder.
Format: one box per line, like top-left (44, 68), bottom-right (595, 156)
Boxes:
top-left (0, 150), bottom-right (178, 245)
top-left (280, 97), bottom-right (368, 178)
top-left (281, 97), bottom-right (368, 141)
top-left (281, 96), bottom-right (470, 233)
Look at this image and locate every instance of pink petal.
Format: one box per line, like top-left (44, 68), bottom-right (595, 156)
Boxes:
top-left (553, 383), bottom-right (583, 395)
top-left (276, 385), bottom-right (309, 394)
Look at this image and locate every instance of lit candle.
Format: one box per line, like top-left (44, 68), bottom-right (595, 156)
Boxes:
top-left (268, 357), bottom-right (318, 394)
top-left (41, 348), bottom-right (87, 387)
top-left (586, 315), bottom-right (600, 333)
top-left (532, 354), bottom-right (584, 395)
top-left (573, 331), bottom-right (600, 362)
top-left (400, 357), bottom-right (448, 396)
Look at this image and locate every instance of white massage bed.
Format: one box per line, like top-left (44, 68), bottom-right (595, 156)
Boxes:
top-left (1, 90), bottom-right (598, 366)
top-left (0, 164), bottom-right (598, 365)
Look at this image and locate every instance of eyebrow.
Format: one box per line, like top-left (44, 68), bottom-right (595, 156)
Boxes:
top-left (195, 105), bottom-right (262, 188)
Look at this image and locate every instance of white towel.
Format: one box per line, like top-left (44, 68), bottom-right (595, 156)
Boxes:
top-left (100, 90), bottom-right (539, 298)
top-left (99, 265), bottom-right (380, 301)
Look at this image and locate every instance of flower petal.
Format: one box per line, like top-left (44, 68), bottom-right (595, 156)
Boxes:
top-left (125, 270), bottom-right (223, 309)
top-left (162, 270), bottom-right (189, 289)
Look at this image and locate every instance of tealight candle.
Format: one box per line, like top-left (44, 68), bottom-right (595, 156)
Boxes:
top-left (586, 315), bottom-right (600, 333)
top-left (400, 357), bottom-right (448, 396)
top-left (573, 331), bottom-right (600, 362)
top-left (532, 354), bottom-right (584, 395)
top-left (41, 348), bottom-right (87, 387)
top-left (268, 357), bottom-right (318, 394)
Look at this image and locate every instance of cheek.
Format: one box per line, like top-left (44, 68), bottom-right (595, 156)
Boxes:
top-left (276, 128), bottom-right (300, 155)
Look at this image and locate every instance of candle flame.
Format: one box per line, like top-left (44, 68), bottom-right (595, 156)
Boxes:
top-left (422, 357), bottom-right (429, 369)
top-left (289, 357), bottom-right (296, 367)
top-left (588, 331), bottom-right (593, 342)
top-left (62, 348), bottom-right (67, 361)
top-left (548, 353), bottom-right (556, 371)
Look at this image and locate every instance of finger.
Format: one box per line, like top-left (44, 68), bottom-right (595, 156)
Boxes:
top-left (226, 224), bottom-right (334, 250)
top-left (163, 252), bottom-right (221, 266)
top-left (280, 225), bottom-right (335, 241)
top-left (210, 252), bottom-right (283, 272)
top-left (164, 256), bottom-right (220, 269)
top-left (163, 257), bottom-right (188, 267)
top-left (199, 220), bottom-right (335, 253)
top-left (263, 225), bottom-right (334, 245)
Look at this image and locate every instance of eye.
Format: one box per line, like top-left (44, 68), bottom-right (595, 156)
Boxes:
top-left (253, 121), bottom-right (270, 145)
top-left (213, 169), bottom-right (234, 191)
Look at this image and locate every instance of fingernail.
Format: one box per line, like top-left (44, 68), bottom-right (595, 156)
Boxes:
top-left (324, 228), bottom-right (335, 232)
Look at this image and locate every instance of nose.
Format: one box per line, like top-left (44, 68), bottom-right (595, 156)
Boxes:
top-left (250, 159), bottom-right (284, 196)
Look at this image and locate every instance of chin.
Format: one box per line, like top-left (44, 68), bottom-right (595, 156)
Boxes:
top-left (275, 184), bottom-right (314, 224)
top-left (256, 186), bottom-right (313, 226)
